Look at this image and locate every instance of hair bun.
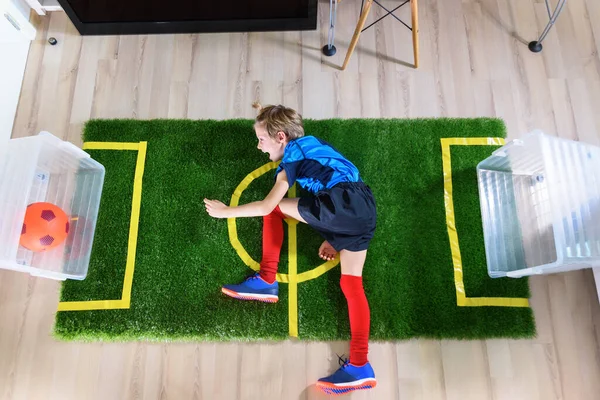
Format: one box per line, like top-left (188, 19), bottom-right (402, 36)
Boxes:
top-left (252, 102), bottom-right (263, 111)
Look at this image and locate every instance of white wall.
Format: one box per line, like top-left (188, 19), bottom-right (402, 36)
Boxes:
top-left (0, 0), bottom-right (33, 142)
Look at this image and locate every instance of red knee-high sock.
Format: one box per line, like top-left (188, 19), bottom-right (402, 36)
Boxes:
top-left (340, 274), bottom-right (370, 366)
top-left (259, 206), bottom-right (285, 284)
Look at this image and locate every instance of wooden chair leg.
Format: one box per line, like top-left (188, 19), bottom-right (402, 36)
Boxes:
top-left (342, 0), bottom-right (374, 70)
top-left (411, 0), bottom-right (419, 68)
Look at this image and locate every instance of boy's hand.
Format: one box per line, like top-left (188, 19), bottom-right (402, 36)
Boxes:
top-left (204, 199), bottom-right (230, 218)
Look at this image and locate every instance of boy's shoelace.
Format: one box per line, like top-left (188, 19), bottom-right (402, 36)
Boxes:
top-left (336, 353), bottom-right (350, 368)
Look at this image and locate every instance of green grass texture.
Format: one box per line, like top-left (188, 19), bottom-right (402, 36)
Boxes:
top-left (54, 118), bottom-right (535, 342)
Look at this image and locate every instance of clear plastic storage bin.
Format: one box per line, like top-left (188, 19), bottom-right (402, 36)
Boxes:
top-left (0, 132), bottom-right (104, 280)
top-left (477, 131), bottom-right (600, 278)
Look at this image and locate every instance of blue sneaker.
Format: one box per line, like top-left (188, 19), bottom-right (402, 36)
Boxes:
top-left (221, 273), bottom-right (279, 303)
top-left (316, 356), bottom-right (377, 396)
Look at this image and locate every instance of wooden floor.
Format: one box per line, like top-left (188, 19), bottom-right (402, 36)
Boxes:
top-left (2, 0), bottom-right (600, 398)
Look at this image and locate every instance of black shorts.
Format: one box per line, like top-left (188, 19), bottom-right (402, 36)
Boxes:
top-left (297, 182), bottom-right (377, 252)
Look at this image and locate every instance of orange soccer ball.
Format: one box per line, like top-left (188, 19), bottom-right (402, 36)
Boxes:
top-left (20, 202), bottom-right (70, 252)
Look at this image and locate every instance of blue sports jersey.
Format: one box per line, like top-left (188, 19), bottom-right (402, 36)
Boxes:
top-left (275, 136), bottom-right (361, 194)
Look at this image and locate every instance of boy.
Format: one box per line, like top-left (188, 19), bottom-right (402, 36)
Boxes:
top-left (204, 104), bottom-right (377, 395)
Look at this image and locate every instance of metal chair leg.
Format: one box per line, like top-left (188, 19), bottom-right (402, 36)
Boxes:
top-left (528, 0), bottom-right (567, 52)
top-left (322, 0), bottom-right (339, 56)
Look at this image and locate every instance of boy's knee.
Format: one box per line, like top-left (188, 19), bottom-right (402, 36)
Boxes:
top-left (269, 205), bottom-right (286, 219)
top-left (277, 199), bottom-right (291, 213)
top-left (277, 199), bottom-right (297, 219)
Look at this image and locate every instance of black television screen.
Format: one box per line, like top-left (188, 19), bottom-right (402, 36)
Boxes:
top-left (57, 0), bottom-right (318, 35)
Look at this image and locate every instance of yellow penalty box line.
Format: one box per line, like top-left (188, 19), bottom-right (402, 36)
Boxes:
top-left (57, 141), bottom-right (147, 312)
top-left (441, 137), bottom-right (529, 308)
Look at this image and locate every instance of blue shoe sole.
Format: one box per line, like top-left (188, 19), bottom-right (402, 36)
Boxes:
top-left (221, 287), bottom-right (278, 303)
top-left (316, 379), bottom-right (377, 396)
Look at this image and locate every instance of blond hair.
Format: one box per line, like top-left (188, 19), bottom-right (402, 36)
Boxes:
top-left (252, 102), bottom-right (304, 140)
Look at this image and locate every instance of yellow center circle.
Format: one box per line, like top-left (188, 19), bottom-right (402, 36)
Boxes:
top-left (227, 161), bottom-right (339, 284)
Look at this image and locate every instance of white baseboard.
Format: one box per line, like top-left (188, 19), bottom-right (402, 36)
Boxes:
top-left (23, 0), bottom-right (61, 15)
top-left (41, 0), bottom-right (61, 12)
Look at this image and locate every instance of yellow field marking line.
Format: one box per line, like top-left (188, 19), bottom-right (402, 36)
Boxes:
top-left (57, 141), bottom-right (147, 312)
top-left (287, 184), bottom-right (299, 337)
top-left (228, 162), bottom-right (339, 337)
top-left (441, 137), bottom-right (529, 307)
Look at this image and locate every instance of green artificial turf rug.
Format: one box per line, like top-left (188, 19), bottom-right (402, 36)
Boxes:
top-left (54, 118), bottom-right (535, 341)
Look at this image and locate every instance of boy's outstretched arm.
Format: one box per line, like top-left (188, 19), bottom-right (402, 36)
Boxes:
top-left (204, 170), bottom-right (290, 219)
